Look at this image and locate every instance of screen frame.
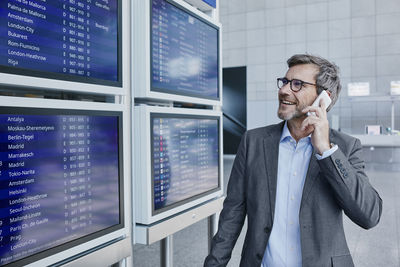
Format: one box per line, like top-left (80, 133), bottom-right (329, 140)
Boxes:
top-left (150, 112), bottom-right (221, 216)
top-left (149, 0), bottom-right (220, 101)
top-left (0, 98), bottom-right (126, 267)
top-left (0, 0), bottom-right (123, 91)
top-left (134, 105), bottom-right (223, 225)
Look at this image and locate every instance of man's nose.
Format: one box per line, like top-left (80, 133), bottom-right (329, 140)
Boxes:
top-left (279, 82), bottom-right (292, 95)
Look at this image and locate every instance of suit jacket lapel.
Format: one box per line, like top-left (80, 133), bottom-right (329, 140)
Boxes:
top-left (300, 130), bottom-right (335, 210)
top-left (300, 149), bottom-right (320, 209)
top-left (263, 121), bottom-right (284, 221)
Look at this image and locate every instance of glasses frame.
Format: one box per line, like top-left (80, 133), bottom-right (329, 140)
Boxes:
top-left (277, 77), bottom-right (317, 92)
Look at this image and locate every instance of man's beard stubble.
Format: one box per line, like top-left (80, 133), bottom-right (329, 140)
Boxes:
top-left (277, 104), bottom-right (307, 121)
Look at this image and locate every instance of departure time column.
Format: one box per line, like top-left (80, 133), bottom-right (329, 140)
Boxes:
top-left (61, 0), bottom-right (91, 77)
top-left (62, 115), bottom-right (93, 233)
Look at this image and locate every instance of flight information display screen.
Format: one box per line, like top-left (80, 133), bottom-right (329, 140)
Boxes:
top-left (0, 0), bottom-right (121, 86)
top-left (151, 114), bottom-right (220, 213)
top-left (151, 0), bottom-right (219, 100)
top-left (0, 108), bottom-right (123, 266)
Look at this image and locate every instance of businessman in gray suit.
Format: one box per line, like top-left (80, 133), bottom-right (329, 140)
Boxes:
top-left (204, 54), bottom-right (382, 267)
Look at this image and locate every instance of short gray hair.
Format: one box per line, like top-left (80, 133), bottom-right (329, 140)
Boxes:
top-left (287, 54), bottom-right (341, 111)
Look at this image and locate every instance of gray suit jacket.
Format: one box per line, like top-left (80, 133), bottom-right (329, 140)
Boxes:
top-left (205, 121), bottom-right (382, 267)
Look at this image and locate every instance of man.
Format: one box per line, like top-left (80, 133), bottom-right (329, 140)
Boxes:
top-left (204, 54), bottom-right (382, 267)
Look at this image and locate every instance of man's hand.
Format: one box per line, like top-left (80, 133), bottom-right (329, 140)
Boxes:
top-left (301, 99), bottom-right (331, 155)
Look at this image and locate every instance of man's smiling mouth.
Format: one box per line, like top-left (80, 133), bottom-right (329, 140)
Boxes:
top-left (281, 100), bottom-right (296, 105)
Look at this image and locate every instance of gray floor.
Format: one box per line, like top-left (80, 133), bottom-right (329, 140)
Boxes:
top-left (132, 158), bottom-right (400, 267)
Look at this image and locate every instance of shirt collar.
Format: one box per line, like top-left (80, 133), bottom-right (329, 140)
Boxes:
top-left (280, 121), bottom-right (292, 142)
top-left (280, 121), bottom-right (311, 143)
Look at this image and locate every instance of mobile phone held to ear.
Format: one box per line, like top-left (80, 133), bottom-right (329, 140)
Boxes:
top-left (307, 90), bottom-right (332, 116)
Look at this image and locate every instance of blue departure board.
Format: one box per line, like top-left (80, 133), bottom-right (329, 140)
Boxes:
top-left (202, 0), bottom-right (216, 8)
top-left (151, 114), bottom-right (219, 213)
top-left (0, 108), bottom-right (123, 266)
top-left (0, 0), bottom-right (121, 86)
top-left (151, 0), bottom-right (219, 100)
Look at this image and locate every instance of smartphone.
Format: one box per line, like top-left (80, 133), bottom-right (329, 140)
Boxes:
top-left (307, 90), bottom-right (332, 116)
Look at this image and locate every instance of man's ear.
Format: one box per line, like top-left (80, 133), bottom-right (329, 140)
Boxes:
top-left (326, 90), bottom-right (332, 97)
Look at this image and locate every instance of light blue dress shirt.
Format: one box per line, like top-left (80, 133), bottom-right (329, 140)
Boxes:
top-left (261, 122), bottom-right (337, 267)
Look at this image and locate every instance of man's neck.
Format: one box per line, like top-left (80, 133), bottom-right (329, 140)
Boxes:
top-left (287, 117), bottom-right (309, 143)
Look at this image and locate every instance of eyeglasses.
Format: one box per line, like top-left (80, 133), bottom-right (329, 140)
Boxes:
top-left (277, 77), bottom-right (317, 92)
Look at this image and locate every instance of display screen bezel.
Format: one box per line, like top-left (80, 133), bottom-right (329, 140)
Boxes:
top-left (0, 106), bottom-right (124, 267)
top-left (0, 0), bottom-right (123, 88)
top-left (149, 0), bottom-right (220, 101)
top-left (150, 112), bottom-right (221, 216)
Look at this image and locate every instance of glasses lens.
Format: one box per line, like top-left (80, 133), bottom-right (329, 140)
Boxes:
top-left (277, 78), bottom-right (287, 89)
top-left (291, 79), bottom-right (303, 91)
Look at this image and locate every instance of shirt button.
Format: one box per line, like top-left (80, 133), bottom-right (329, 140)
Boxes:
top-left (291, 195), bottom-right (294, 200)
top-left (293, 172), bottom-right (297, 176)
